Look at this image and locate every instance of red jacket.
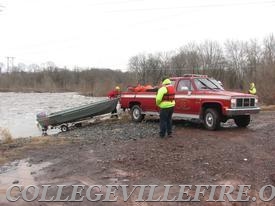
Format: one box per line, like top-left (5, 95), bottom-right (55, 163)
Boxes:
top-left (108, 90), bottom-right (120, 98)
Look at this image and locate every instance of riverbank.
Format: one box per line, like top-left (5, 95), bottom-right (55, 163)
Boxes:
top-left (1, 111), bottom-right (275, 205)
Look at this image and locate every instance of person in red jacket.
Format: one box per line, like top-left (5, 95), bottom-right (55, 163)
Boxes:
top-left (108, 86), bottom-right (121, 117)
top-left (108, 86), bottom-right (121, 99)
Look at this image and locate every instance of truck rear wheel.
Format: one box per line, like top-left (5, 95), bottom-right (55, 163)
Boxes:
top-left (203, 108), bottom-right (221, 130)
top-left (131, 105), bottom-right (145, 122)
top-left (234, 115), bottom-right (250, 127)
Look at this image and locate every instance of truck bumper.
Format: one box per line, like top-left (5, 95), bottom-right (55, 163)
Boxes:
top-left (225, 107), bottom-right (260, 116)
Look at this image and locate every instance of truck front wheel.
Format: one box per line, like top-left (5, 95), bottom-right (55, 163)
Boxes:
top-left (203, 108), bottom-right (221, 130)
top-left (131, 105), bottom-right (145, 122)
top-left (234, 115), bottom-right (250, 127)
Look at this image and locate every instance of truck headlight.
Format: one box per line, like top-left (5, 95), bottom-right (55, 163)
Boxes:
top-left (255, 98), bottom-right (258, 107)
top-left (231, 98), bottom-right (236, 108)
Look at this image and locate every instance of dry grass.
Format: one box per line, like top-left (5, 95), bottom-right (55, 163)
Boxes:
top-left (260, 105), bottom-right (275, 111)
top-left (21, 136), bottom-right (70, 150)
top-left (0, 128), bottom-right (13, 144)
top-left (0, 156), bottom-right (7, 164)
top-left (0, 134), bottom-right (70, 164)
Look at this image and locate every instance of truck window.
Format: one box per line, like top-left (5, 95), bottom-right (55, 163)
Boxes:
top-left (177, 79), bottom-right (192, 91)
top-left (194, 78), bottom-right (220, 90)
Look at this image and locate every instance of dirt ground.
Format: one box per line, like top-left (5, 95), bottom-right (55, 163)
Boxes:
top-left (1, 111), bottom-right (275, 205)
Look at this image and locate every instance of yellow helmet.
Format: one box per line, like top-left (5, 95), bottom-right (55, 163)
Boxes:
top-left (115, 86), bottom-right (120, 90)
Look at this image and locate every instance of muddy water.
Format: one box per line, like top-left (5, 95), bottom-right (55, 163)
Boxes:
top-left (0, 159), bottom-right (51, 202)
top-left (0, 92), bottom-right (104, 138)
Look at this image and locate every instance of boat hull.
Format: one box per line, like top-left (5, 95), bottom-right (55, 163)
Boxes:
top-left (37, 98), bottom-right (119, 128)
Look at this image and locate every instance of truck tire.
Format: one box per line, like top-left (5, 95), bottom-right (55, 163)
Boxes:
top-left (131, 105), bottom-right (145, 122)
top-left (203, 108), bottom-right (221, 130)
top-left (234, 115), bottom-right (250, 127)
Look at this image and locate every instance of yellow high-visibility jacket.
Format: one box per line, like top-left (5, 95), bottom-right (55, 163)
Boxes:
top-left (156, 79), bottom-right (175, 109)
top-left (249, 83), bottom-right (257, 95)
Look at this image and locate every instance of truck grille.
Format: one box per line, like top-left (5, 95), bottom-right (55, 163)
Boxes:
top-left (236, 98), bottom-right (255, 107)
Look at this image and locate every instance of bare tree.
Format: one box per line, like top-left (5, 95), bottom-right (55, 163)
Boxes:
top-left (0, 62), bottom-right (4, 73)
top-left (128, 52), bottom-right (174, 85)
top-left (158, 52), bottom-right (173, 77)
top-left (244, 39), bottom-right (261, 83)
top-left (170, 49), bottom-right (188, 76)
top-left (262, 34), bottom-right (275, 66)
top-left (144, 53), bottom-right (163, 84)
top-left (259, 34), bottom-right (275, 103)
top-left (128, 54), bottom-right (147, 84)
top-left (198, 40), bottom-right (224, 74)
top-left (40, 61), bottom-right (56, 71)
top-left (17, 63), bottom-right (27, 72)
top-left (183, 42), bottom-right (200, 74)
top-left (28, 64), bottom-right (40, 72)
top-left (224, 40), bottom-right (247, 88)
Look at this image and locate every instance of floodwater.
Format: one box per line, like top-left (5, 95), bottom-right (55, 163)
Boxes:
top-left (0, 92), bottom-right (105, 138)
top-left (0, 159), bottom-right (52, 203)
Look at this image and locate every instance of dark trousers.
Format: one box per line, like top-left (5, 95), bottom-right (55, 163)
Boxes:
top-left (159, 107), bottom-right (174, 137)
top-left (111, 108), bottom-right (118, 118)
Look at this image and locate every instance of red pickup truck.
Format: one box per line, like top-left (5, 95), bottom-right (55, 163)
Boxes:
top-left (120, 74), bottom-right (260, 130)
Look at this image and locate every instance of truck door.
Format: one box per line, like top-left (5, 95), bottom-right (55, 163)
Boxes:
top-left (174, 79), bottom-right (195, 115)
top-left (136, 91), bottom-right (158, 112)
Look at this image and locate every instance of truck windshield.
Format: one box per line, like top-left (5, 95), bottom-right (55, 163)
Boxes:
top-left (209, 78), bottom-right (224, 90)
top-left (194, 78), bottom-right (222, 90)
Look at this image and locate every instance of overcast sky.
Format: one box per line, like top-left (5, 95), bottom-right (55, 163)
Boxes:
top-left (0, 0), bottom-right (275, 71)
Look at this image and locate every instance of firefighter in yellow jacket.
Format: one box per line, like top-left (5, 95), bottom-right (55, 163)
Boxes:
top-left (156, 77), bottom-right (176, 138)
top-left (248, 82), bottom-right (257, 95)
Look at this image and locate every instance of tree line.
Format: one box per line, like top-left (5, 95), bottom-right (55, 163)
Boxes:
top-left (0, 67), bottom-right (135, 97)
top-left (0, 34), bottom-right (274, 104)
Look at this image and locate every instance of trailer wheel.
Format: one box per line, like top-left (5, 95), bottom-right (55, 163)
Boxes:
top-left (61, 125), bottom-right (69, 132)
top-left (41, 126), bottom-right (48, 136)
top-left (42, 127), bottom-right (48, 136)
top-left (131, 105), bottom-right (145, 122)
top-left (234, 115), bottom-right (250, 127)
top-left (203, 108), bottom-right (221, 130)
